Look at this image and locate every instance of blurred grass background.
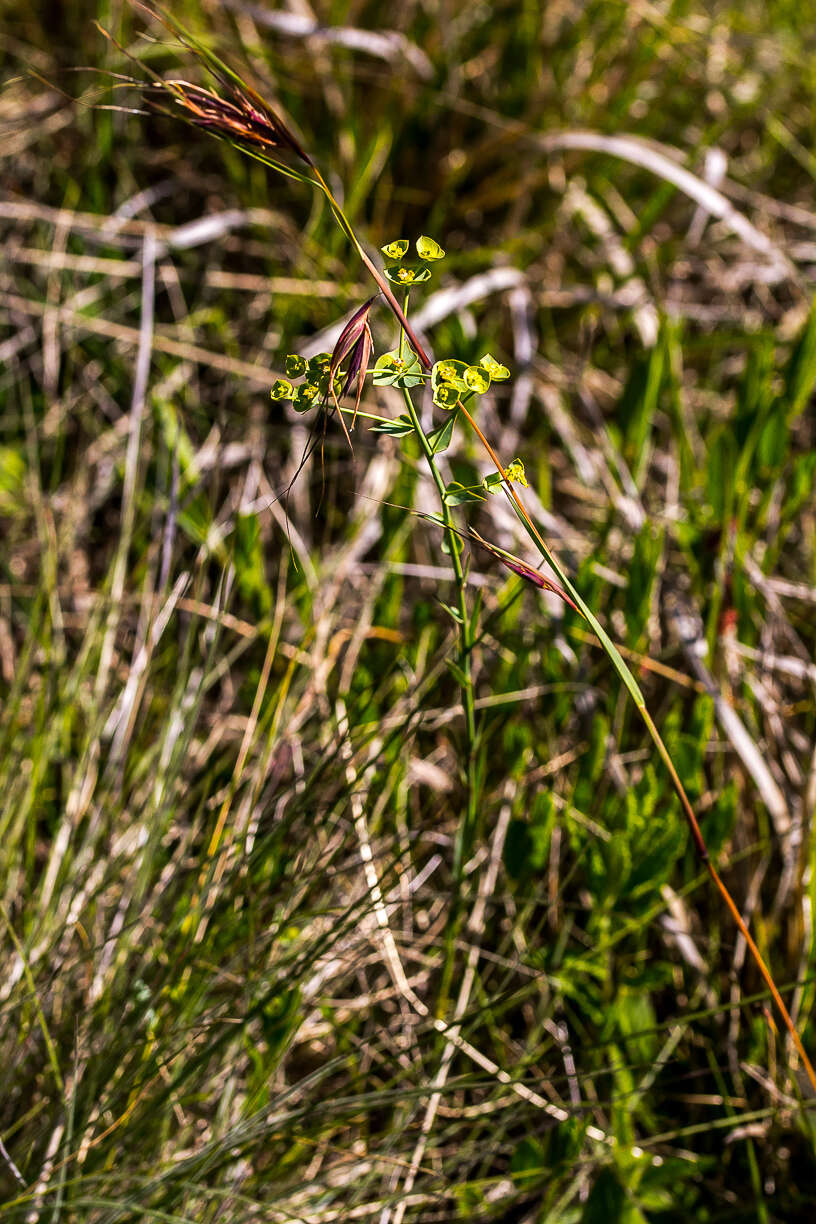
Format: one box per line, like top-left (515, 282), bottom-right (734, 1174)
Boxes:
top-left (2, 1), bottom-right (816, 1219)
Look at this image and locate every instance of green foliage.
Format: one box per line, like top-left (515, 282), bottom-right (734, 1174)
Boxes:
top-left (432, 358), bottom-right (470, 394)
top-left (369, 413), bottom-right (415, 436)
top-left (624, 524), bottom-right (662, 644)
top-left (0, 446), bottom-right (25, 513)
top-left (464, 363), bottom-right (491, 392)
top-left (503, 792), bottom-right (554, 878)
top-left (384, 263), bottom-right (432, 285)
top-left (381, 238), bottom-right (409, 260)
top-left (443, 480), bottom-right (486, 506)
top-left (293, 381), bottom-right (319, 410)
top-left (372, 350), bottom-right (424, 388)
top-left (615, 341), bottom-right (665, 482)
top-left (233, 512), bottom-right (272, 616)
top-left (433, 382), bottom-right (460, 408)
top-left (3, 1), bottom-right (816, 1219)
top-left (427, 413), bottom-right (458, 453)
top-left (479, 353), bottom-right (510, 380)
top-left (270, 377), bottom-right (293, 400)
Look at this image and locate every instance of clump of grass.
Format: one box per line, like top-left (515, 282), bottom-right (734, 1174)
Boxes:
top-left (5, 1), bottom-right (816, 1218)
top-left (114, 4), bottom-right (816, 1105)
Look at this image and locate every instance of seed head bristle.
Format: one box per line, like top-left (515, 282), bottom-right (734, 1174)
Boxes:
top-left (157, 78), bottom-right (312, 165)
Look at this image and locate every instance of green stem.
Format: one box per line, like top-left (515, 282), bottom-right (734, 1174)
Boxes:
top-left (398, 288), bottom-right (410, 361)
top-left (400, 387), bottom-right (478, 879)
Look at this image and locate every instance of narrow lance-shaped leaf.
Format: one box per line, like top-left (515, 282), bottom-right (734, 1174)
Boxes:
top-left (467, 530), bottom-right (580, 614)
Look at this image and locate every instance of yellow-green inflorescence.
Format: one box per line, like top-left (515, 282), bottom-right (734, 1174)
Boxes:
top-left (381, 234), bottom-right (445, 287)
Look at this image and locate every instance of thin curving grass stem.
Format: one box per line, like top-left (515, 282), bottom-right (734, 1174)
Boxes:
top-left (0, 898), bottom-right (64, 1097)
top-left (642, 707), bottom-right (816, 1096)
top-left (310, 169), bottom-right (432, 370)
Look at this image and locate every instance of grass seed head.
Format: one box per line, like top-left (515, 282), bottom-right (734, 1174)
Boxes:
top-left (109, 3), bottom-right (314, 167)
top-left (156, 77), bottom-right (313, 166)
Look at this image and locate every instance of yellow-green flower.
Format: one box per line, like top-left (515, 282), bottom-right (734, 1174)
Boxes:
top-left (506, 458), bottom-right (527, 487)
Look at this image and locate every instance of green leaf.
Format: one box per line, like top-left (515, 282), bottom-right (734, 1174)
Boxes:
top-left (285, 354), bottom-right (307, 378)
top-left (427, 413), bottom-right (458, 453)
top-left (369, 414), bottom-right (415, 436)
top-left (438, 602), bottom-right (463, 624)
top-left (480, 353), bottom-right (510, 380)
top-left (504, 819), bottom-right (533, 880)
top-left (706, 429), bottom-right (736, 522)
top-left (464, 364), bottom-right (491, 393)
top-left (307, 352), bottom-right (332, 377)
top-left (383, 264), bottom-right (431, 286)
top-left (509, 1137), bottom-right (546, 1184)
top-left (617, 341), bottom-right (665, 482)
top-left (624, 524), bottom-right (663, 643)
top-left (372, 350), bottom-right (424, 388)
top-left (381, 238), bottom-right (409, 260)
top-left (424, 511), bottom-right (446, 529)
top-left (757, 412), bottom-right (787, 471)
top-left (177, 493), bottom-right (223, 559)
top-left (313, 369), bottom-right (343, 401)
top-left (482, 471), bottom-right (504, 494)
top-left (233, 511), bottom-right (271, 616)
top-left (270, 378), bottom-right (293, 401)
top-left (782, 296), bottom-right (816, 419)
top-left (0, 445), bottom-right (25, 513)
top-left (445, 656), bottom-right (469, 688)
top-left (581, 1169), bottom-right (626, 1224)
top-left (416, 235), bottom-right (445, 260)
top-left (443, 481), bottom-right (486, 506)
top-left (258, 987), bottom-right (301, 1056)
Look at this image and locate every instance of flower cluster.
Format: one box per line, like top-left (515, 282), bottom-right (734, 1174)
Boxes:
top-left (271, 297), bottom-right (376, 432)
top-left (381, 235), bottom-right (445, 287)
top-left (271, 353), bottom-right (336, 412)
top-left (430, 353), bottom-right (510, 408)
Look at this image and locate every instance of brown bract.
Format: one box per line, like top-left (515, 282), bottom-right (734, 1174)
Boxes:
top-left (328, 296), bottom-right (377, 431)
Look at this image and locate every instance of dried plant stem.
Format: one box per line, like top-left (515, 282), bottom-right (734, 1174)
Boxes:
top-left (642, 708), bottom-right (816, 1095)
